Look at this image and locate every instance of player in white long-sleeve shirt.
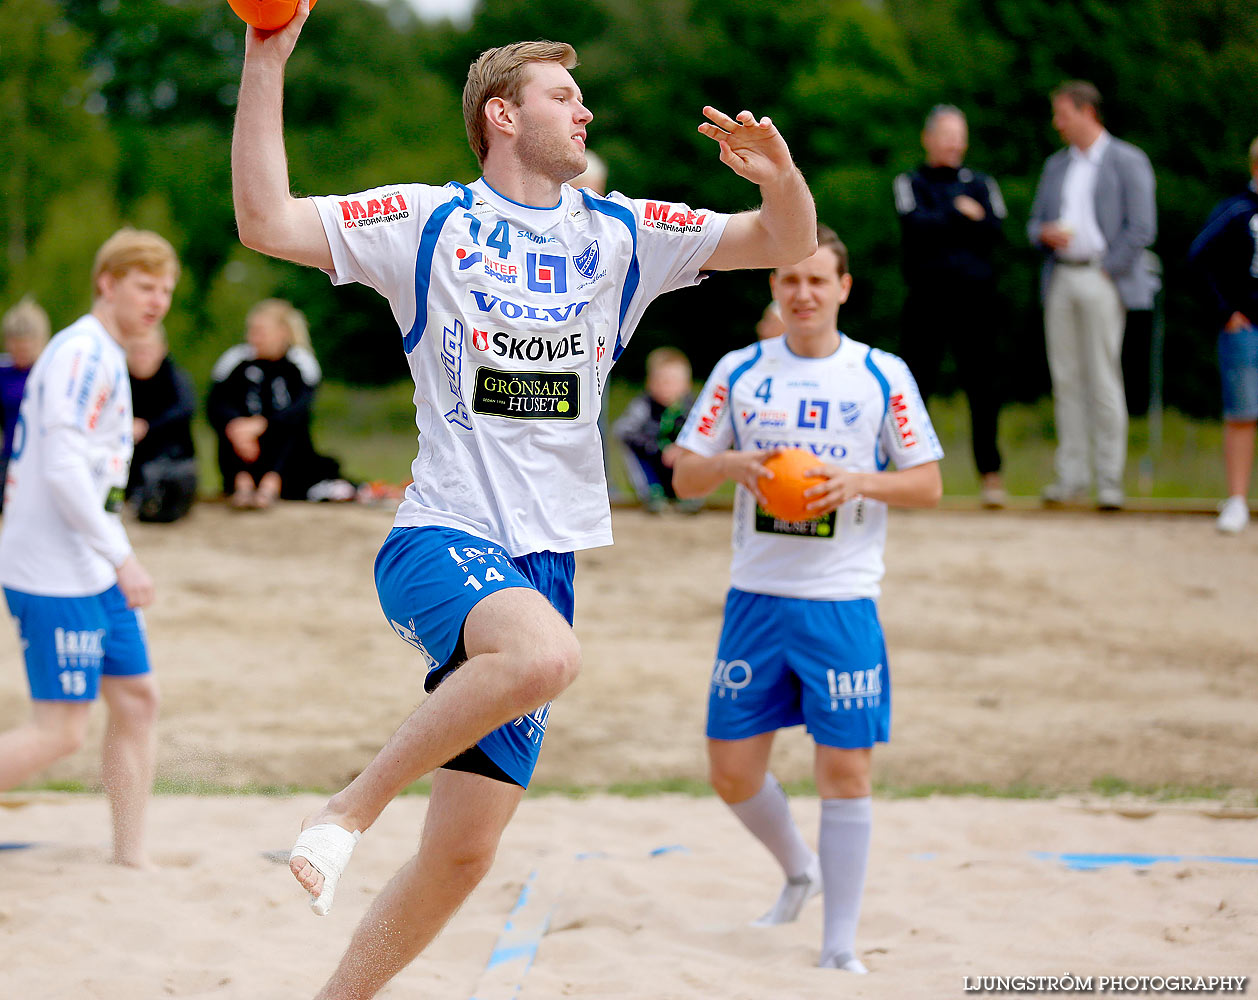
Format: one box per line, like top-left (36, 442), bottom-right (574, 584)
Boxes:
top-left (673, 227), bottom-right (943, 972)
top-left (0, 229), bottom-right (177, 868)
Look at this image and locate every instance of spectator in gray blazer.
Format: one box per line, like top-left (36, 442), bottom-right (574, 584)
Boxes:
top-left (1028, 80), bottom-right (1157, 510)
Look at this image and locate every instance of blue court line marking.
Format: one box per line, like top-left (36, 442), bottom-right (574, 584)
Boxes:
top-left (0, 841), bottom-right (38, 851)
top-left (469, 845), bottom-right (689, 1000)
top-left (1033, 851), bottom-right (1258, 871)
top-left (469, 869), bottom-right (553, 1000)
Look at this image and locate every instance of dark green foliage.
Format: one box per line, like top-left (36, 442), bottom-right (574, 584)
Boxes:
top-left (3, 0), bottom-right (1255, 413)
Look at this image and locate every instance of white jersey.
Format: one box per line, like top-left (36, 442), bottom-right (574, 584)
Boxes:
top-left (676, 334), bottom-right (943, 601)
top-left (0, 315), bottom-right (133, 596)
top-left (312, 178), bottom-right (727, 555)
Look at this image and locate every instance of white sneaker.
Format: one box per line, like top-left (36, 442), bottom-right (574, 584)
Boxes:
top-left (1096, 486), bottom-right (1125, 511)
top-left (819, 951), bottom-right (869, 973)
top-left (751, 855), bottom-right (822, 926)
top-left (1216, 495), bottom-right (1250, 535)
top-left (980, 473), bottom-right (1006, 509)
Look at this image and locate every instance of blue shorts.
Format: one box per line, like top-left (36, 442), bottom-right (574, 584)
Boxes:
top-left (706, 589), bottom-right (890, 749)
top-left (4, 585), bottom-right (151, 702)
top-left (374, 525), bottom-right (575, 788)
top-left (1219, 324), bottom-right (1258, 421)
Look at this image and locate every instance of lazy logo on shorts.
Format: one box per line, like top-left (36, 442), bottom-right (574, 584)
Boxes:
top-left (388, 618), bottom-right (439, 671)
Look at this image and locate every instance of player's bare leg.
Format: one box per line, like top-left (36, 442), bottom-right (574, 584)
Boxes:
top-left (290, 586), bottom-right (578, 902)
top-left (312, 768), bottom-right (522, 1000)
top-left (0, 701), bottom-right (91, 790)
top-left (100, 674), bottom-right (161, 869)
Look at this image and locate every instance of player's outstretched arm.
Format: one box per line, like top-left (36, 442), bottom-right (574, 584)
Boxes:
top-left (697, 107), bottom-right (816, 272)
top-left (232, 0), bottom-right (333, 269)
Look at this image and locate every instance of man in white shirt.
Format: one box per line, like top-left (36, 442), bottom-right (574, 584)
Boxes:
top-left (232, 5), bottom-right (817, 995)
top-left (1028, 80), bottom-right (1158, 510)
top-left (0, 229), bottom-right (176, 868)
top-left (671, 226), bottom-right (943, 973)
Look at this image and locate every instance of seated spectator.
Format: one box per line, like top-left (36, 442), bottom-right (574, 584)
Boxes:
top-left (208, 299), bottom-right (349, 509)
top-left (612, 346), bottom-right (699, 512)
top-left (126, 328), bottom-right (198, 523)
top-left (1, 297), bottom-right (51, 510)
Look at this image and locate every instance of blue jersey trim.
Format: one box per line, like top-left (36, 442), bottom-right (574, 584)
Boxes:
top-left (863, 347), bottom-right (892, 471)
top-left (404, 183), bottom-right (474, 355)
top-left (726, 343), bottom-right (763, 451)
top-left (581, 191), bottom-right (639, 362)
top-left (72, 335), bottom-right (105, 424)
top-left (479, 177), bottom-right (562, 211)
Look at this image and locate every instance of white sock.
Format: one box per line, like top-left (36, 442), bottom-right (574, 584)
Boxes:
top-left (728, 773), bottom-right (815, 879)
top-left (818, 796), bottom-right (872, 965)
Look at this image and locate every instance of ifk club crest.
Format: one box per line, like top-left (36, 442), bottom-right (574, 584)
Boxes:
top-left (574, 240), bottom-right (600, 279)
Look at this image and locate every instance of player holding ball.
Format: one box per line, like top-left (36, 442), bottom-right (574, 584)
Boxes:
top-left (672, 224), bottom-right (943, 974)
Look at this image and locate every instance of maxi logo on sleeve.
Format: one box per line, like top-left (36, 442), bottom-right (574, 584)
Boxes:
top-left (338, 193), bottom-right (410, 229)
top-left (472, 368), bottom-right (581, 420)
top-left (641, 202), bottom-right (708, 233)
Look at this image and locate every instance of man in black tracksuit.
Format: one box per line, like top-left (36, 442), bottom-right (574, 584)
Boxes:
top-left (1187, 138), bottom-right (1258, 534)
top-left (894, 104), bottom-right (1007, 506)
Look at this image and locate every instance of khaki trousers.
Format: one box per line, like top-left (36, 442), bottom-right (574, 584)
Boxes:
top-left (1044, 264), bottom-right (1128, 493)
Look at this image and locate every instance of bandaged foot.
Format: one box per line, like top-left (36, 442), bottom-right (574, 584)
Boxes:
top-left (751, 854), bottom-right (822, 926)
top-left (289, 823), bottom-right (362, 916)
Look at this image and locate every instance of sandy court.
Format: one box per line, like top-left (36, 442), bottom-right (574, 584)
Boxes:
top-left (1, 502), bottom-right (1256, 996)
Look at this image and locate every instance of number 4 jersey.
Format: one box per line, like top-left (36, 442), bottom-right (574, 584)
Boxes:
top-left (311, 179), bottom-right (727, 556)
top-left (676, 334), bottom-right (944, 601)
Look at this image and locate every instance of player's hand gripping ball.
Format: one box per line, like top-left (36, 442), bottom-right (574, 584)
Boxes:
top-left (758, 449), bottom-right (828, 522)
top-left (228, 0), bottom-right (316, 30)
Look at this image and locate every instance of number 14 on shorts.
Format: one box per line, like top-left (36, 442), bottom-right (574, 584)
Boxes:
top-left (447, 544), bottom-right (510, 592)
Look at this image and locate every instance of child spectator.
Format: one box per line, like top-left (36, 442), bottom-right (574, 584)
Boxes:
top-left (207, 299), bottom-right (349, 508)
top-left (613, 346), bottom-right (698, 512)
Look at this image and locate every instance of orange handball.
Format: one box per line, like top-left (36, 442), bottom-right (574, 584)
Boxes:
top-left (758, 449), bottom-right (828, 522)
top-left (227, 0), bottom-right (316, 30)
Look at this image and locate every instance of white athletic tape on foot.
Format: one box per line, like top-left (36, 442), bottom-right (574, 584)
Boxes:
top-left (290, 824), bottom-right (361, 916)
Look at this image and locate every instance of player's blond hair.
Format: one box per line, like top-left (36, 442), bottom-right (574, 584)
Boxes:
top-left (246, 298), bottom-right (311, 351)
top-left (91, 228), bottom-right (179, 299)
top-left (463, 40), bottom-right (579, 166)
top-left (2, 296), bottom-right (51, 347)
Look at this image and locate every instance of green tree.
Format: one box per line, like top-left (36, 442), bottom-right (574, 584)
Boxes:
top-left (0, 0), bottom-right (118, 315)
